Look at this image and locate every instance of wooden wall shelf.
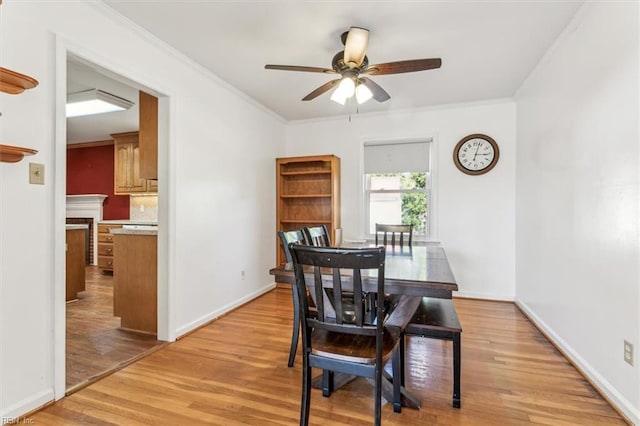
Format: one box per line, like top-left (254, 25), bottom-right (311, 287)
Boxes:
top-left (0, 67), bottom-right (39, 94)
top-left (0, 144), bottom-right (37, 163)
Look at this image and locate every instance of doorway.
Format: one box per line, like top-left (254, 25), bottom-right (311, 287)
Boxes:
top-left (57, 50), bottom-right (170, 396)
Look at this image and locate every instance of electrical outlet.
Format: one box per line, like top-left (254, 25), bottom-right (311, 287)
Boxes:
top-left (624, 340), bottom-right (633, 366)
top-left (29, 163), bottom-right (45, 185)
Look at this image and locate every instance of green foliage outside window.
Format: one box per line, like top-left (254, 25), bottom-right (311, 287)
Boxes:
top-left (370, 172), bottom-right (428, 235)
top-left (400, 173), bottom-right (427, 234)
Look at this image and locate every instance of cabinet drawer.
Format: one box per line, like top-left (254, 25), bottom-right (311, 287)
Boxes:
top-left (98, 256), bottom-right (115, 269)
top-left (99, 233), bottom-right (115, 243)
top-left (98, 244), bottom-right (114, 256)
top-left (98, 224), bottom-right (122, 233)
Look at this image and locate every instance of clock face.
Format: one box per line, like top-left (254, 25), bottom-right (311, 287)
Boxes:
top-left (453, 134), bottom-right (499, 175)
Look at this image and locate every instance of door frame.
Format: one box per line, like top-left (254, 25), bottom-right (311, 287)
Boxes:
top-left (53, 36), bottom-right (174, 399)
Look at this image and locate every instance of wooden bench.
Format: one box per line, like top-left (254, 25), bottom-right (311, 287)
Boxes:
top-left (400, 297), bottom-right (462, 408)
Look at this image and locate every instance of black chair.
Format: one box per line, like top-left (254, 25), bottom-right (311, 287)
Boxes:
top-left (375, 224), bottom-right (413, 249)
top-left (277, 229), bottom-right (309, 367)
top-left (303, 225), bottom-right (331, 247)
top-left (290, 245), bottom-right (418, 426)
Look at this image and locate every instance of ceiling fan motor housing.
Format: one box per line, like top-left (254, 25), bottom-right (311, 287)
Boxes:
top-left (332, 51), bottom-right (369, 73)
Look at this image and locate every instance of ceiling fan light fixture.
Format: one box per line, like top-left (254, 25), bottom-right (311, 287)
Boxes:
top-left (330, 87), bottom-right (348, 105)
top-left (344, 27), bottom-right (369, 68)
top-left (336, 76), bottom-right (355, 98)
top-left (355, 83), bottom-right (373, 104)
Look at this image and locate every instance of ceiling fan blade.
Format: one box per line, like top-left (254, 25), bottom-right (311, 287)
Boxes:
top-left (360, 77), bottom-right (390, 102)
top-left (363, 58), bottom-right (442, 75)
top-left (302, 79), bottom-right (341, 101)
top-left (265, 64), bottom-right (335, 74)
top-left (343, 27), bottom-right (369, 68)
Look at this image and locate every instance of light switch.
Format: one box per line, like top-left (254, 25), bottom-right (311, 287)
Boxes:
top-left (29, 163), bottom-right (45, 185)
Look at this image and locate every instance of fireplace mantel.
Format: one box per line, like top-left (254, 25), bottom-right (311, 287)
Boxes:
top-left (66, 194), bottom-right (107, 266)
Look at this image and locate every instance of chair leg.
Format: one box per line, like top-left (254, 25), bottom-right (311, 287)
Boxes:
top-left (288, 285), bottom-right (301, 367)
top-left (392, 348), bottom-right (402, 413)
top-left (301, 353), bottom-right (311, 426)
top-left (453, 331), bottom-right (461, 408)
top-left (374, 366), bottom-right (382, 426)
top-left (322, 370), bottom-right (334, 397)
top-left (399, 333), bottom-right (406, 387)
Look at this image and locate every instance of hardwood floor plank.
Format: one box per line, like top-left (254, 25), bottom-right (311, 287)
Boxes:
top-left (31, 289), bottom-right (628, 425)
top-left (66, 266), bottom-right (164, 391)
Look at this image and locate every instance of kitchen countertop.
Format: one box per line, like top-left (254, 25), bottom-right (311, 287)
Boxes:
top-left (99, 220), bottom-right (158, 225)
top-left (66, 224), bottom-right (89, 230)
top-left (110, 228), bottom-right (158, 236)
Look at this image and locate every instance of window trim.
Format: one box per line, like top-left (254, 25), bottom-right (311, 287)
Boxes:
top-left (364, 173), bottom-right (431, 240)
top-left (359, 136), bottom-right (439, 243)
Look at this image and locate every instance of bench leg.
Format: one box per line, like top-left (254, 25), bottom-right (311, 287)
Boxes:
top-left (322, 370), bottom-right (334, 397)
top-left (453, 331), bottom-right (461, 408)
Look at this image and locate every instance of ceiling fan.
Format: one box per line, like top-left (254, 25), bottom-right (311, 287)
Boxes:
top-left (265, 27), bottom-right (442, 105)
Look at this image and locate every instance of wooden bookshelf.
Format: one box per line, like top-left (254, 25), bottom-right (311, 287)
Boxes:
top-left (276, 154), bottom-right (341, 265)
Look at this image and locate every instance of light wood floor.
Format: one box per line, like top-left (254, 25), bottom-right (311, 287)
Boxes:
top-left (32, 287), bottom-right (626, 425)
top-left (66, 266), bottom-right (164, 392)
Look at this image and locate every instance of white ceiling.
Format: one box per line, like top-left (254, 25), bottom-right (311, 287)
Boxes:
top-left (68, 1), bottom-right (584, 142)
top-left (67, 58), bottom-right (139, 143)
top-left (100, 0), bottom-right (583, 122)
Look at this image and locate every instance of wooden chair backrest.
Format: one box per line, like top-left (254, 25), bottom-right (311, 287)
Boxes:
top-left (290, 245), bottom-right (386, 334)
top-left (303, 225), bottom-right (331, 247)
top-left (277, 229), bottom-right (307, 264)
top-left (375, 223), bottom-right (413, 248)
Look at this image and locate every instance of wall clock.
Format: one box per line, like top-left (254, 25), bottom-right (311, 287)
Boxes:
top-left (453, 133), bottom-right (500, 175)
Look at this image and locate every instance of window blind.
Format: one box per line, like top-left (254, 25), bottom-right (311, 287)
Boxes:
top-left (364, 140), bottom-right (430, 174)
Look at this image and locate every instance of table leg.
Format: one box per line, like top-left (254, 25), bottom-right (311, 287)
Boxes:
top-left (453, 331), bottom-right (461, 408)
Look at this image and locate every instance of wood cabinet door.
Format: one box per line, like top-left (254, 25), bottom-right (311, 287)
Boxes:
top-left (129, 143), bottom-right (147, 192)
top-left (114, 142), bottom-right (132, 194)
top-left (114, 135), bottom-right (147, 194)
top-left (146, 179), bottom-right (158, 193)
top-left (139, 91), bottom-right (158, 180)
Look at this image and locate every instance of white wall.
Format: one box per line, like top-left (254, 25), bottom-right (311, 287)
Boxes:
top-left (515, 2), bottom-right (639, 423)
top-left (285, 100), bottom-right (516, 301)
top-left (0, 1), bottom-right (283, 417)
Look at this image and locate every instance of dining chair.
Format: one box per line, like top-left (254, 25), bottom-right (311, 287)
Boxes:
top-left (304, 225), bottom-right (375, 323)
top-left (277, 229), bottom-right (310, 367)
top-left (290, 244), bottom-right (418, 426)
top-left (375, 223), bottom-right (413, 249)
top-left (303, 225), bottom-right (331, 247)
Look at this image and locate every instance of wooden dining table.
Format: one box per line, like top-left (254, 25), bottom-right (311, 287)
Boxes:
top-left (269, 243), bottom-right (459, 410)
top-left (270, 244), bottom-right (458, 298)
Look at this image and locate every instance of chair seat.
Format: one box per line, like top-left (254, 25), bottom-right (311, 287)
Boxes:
top-left (311, 328), bottom-right (399, 364)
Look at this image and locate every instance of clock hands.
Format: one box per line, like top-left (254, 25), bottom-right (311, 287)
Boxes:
top-left (472, 141), bottom-right (482, 161)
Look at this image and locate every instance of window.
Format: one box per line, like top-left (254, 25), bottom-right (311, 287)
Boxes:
top-left (364, 140), bottom-right (431, 239)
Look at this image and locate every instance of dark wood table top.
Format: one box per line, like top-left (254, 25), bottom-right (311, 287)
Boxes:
top-left (270, 245), bottom-right (458, 298)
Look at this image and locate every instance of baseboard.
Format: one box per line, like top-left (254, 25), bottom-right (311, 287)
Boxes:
top-left (175, 283), bottom-right (276, 337)
top-left (516, 299), bottom-right (639, 425)
top-left (1, 388), bottom-right (54, 421)
top-left (454, 290), bottom-right (513, 302)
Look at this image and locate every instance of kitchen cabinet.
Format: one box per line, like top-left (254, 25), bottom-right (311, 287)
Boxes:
top-left (97, 223), bottom-right (121, 272)
top-left (66, 226), bottom-right (86, 301)
top-left (276, 154), bottom-right (341, 265)
top-left (113, 232), bottom-right (157, 335)
top-left (139, 91), bottom-right (158, 180)
top-left (112, 131), bottom-right (157, 194)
